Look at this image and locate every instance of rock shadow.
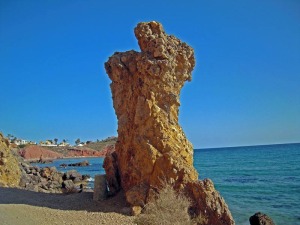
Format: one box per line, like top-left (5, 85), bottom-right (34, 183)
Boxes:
top-left (0, 187), bottom-right (129, 214)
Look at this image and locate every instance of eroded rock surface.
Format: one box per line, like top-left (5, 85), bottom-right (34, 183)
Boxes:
top-left (104, 21), bottom-right (234, 224)
top-left (0, 133), bottom-right (21, 187)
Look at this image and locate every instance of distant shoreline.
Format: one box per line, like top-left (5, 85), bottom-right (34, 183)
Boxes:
top-left (24, 155), bottom-right (105, 163)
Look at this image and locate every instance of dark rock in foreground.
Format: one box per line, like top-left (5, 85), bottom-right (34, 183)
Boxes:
top-left (249, 212), bottom-right (275, 225)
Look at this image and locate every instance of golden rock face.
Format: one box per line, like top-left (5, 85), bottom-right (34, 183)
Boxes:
top-left (0, 133), bottom-right (21, 187)
top-left (105, 21), bottom-right (197, 194)
top-left (104, 21), bottom-right (234, 225)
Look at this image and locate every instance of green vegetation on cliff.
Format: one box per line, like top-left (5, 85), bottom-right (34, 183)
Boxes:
top-left (85, 137), bottom-right (117, 151)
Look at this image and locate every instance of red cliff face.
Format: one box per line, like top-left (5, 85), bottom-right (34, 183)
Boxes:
top-left (19, 145), bottom-right (63, 160)
top-left (19, 145), bottom-right (115, 160)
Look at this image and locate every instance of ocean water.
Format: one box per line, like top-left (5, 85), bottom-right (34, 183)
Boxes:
top-left (194, 143), bottom-right (300, 225)
top-left (33, 143), bottom-right (300, 225)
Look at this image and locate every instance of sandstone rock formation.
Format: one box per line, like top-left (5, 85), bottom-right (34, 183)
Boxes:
top-left (0, 133), bottom-right (21, 187)
top-left (19, 145), bottom-right (63, 161)
top-left (104, 21), bottom-right (234, 224)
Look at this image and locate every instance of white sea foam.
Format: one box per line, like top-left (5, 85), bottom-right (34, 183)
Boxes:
top-left (87, 177), bottom-right (95, 182)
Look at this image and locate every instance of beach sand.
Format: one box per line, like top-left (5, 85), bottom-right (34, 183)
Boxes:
top-left (0, 187), bottom-right (135, 225)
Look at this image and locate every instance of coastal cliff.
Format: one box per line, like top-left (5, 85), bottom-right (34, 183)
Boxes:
top-left (104, 21), bottom-right (234, 224)
top-left (66, 146), bottom-right (114, 157)
top-left (18, 144), bottom-right (115, 161)
top-left (0, 133), bottom-right (21, 187)
top-left (19, 145), bottom-right (63, 161)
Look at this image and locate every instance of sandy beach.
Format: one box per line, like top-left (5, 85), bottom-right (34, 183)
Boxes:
top-left (0, 187), bottom-right (135, 225)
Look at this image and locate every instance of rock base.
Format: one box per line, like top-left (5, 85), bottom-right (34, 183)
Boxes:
top-left (93, 174), bottom-right (107, 201)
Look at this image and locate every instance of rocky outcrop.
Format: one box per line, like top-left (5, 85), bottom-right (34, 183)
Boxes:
top-left (19, 163), bottom-right (88, 193)
top-left (0, 133), bottom-right (21, 187)
top-left (104, 21), bottom-right (234, 224)
top-left (19, 145), bottom-right (63, 161)
top-left (60, 160), bottom-right (90, 167)
top-left (249, 212), bottom-right (275, 225)
top-left (19, 164), bottom-right (63, 193)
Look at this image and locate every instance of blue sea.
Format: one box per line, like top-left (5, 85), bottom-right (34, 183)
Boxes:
top-left (33, 143), bottom-right (300, 225)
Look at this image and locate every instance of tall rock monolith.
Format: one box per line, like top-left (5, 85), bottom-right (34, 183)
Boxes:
top-left (104, 21), bottom-right (234, 224)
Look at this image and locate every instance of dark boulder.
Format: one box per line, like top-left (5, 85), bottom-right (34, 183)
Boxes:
top-left (63, 170), bottom-right (82, 181)
top-left (82, 174), bottom-right (91, 181)
top-left (62, 180), bottom-right (82, 193)
top-left (33, 166), bottom-right (40, 172)
top-left (249, 212), bottom-right (275, 225)
top-left (60, 160), bottom-right (90, 167)
top-left (25, 183), bottom-right (39, 192)
top-left (62, 180), bottom-right (75, 190)
top-left (40, 167), bottom-right (51, 178)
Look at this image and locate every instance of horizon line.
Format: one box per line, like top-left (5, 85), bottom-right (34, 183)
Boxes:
top-left (195, 142), bottom-right (300, 150)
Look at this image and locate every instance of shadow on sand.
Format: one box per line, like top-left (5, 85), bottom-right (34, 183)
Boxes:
top-left (0, 187), bottom-right (129, 214)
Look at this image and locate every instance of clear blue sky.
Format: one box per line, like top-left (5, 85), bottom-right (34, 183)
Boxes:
top-left (0, 0), bottom-right (299, 148)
